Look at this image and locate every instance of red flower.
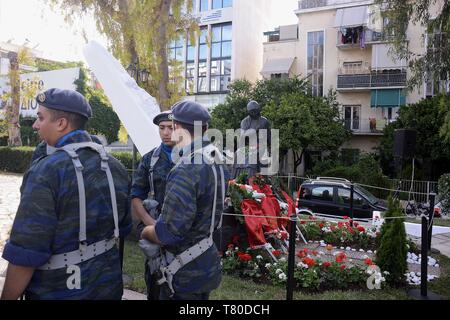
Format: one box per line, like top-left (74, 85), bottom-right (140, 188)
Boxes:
top-left (353, 222), bottom-right (359, 227)
top-left (330, 225), bottom-right (336, 231)
top-left (237, 252), bottom-right (252, 262)
top-left (364, 258), bottom-right (373, 266)
top-left (343, 216), bottom-right (349, 220)
top-left (357, 226), bottom-right (366, 233)
top-left (303, 248), bottom-right (309, 254)
top-left (312, 250), bottom-right (318, 256)
top-left (309, 216), bottom-right (316, 220)
top-left (319, 223), bottom-right (325, 228)
top-left (300, 220), bottom-right (306, 225)
top-left (296, 251), bottom-right (306, 259)
top-left (272, 250), bottom-right (282, 257)
top-left (347, 227), bottom-right (355, 234)
top-left (335, 252), bottom-right (347, 263)
top-left (227, 244), bottom-right (234, 250)
top-left (322, 261), bottom-right (331, 268)
top-left (340, 265), bottom-right (346, 270)
top-left (337, 222), bottom-right (344, 228)
top-left (239, 185), bottom-right (248, 191)
top-left (302, 257), bottom-right (316, 267)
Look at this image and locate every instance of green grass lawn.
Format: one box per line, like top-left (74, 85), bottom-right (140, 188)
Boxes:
top-left (123, 240), bottom-right (450, 300)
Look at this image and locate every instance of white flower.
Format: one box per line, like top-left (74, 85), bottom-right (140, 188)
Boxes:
top-left (279, 273), bottom-right (287, 280)
top-left (265, 263), bottom-right (271, 268)
top-left (297, 262), bottom-right (309, 269)
top-left (275, 268), bottom-right (283, 274)
top-left (279, 257), bottom-right (287, 262)
top-left (256, 255), bottom-right (263, 260)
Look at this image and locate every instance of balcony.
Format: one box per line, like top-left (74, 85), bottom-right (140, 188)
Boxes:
top-left (344, 118), bottom-right (390, 135)
top-left (298, 0), bottom-right (372, 10)
top-left (337, 71), bottom-right (407, 90)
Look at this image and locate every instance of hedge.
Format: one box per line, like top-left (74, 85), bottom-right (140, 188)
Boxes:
top-left (0, 147), bottom-right (35, 173)
top-left (0, 147), bottom-right (140, 174)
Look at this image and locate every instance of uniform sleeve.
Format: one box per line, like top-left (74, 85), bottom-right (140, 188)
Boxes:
top-left (130, 154), bottom-right (150, 200)
top-left (2, 165), bottom-right (58, 268)
top-left (155, 167), bottom-right (197, 246)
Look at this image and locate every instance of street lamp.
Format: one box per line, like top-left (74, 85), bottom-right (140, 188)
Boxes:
top-left (126, 57), bottom-right (150, 172)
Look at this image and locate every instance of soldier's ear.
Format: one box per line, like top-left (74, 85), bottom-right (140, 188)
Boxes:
top-left (56, 117), bottom-right (70, 132)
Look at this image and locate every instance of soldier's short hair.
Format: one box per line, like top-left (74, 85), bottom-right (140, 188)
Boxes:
top-left (48, 109), bottom-right (88, 130)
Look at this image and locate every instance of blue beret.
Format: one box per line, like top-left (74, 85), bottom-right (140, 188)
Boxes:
top-left (171, 101), bottom-right (210, 126)
top-left (36, 88), bottom-right (92, 119)
top-left (153, 111), bottom-right (172, 125)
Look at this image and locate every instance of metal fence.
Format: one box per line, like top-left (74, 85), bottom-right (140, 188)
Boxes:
top-left (270, 174), bottom-right (438, 204)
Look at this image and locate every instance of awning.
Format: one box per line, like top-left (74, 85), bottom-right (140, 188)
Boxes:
top-left (260, 57), bottom-right (295, 77)
top-left (371, 89), bottom-right (406, 108)
top-left (371, 44), bottom-right (406, 70)
top-left (334, 5), bottom-right (369, 28)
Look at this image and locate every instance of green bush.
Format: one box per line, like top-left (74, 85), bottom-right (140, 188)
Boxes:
top-left (111, 151), bottom-right (141, 171)
top-left (438, 173), bottom-right (450, 212)
top-left (376, 197), bottom-right (408, 287)
top-left (0, 147), bottom-right (35, 173)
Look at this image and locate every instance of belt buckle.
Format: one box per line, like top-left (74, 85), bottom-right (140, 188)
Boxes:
top-left (79, 241), bottom-right (88, 252)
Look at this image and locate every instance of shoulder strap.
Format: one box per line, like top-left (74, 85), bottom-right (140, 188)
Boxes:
top-left (148, 146), bottom-right (162, 199)
top-left (52, 142), bottom-right (120, 250)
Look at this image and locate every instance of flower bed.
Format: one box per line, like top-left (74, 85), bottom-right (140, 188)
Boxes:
top-left (222, 244), bottom-right (388, 292)
top-left (299, 216), bottom-right (380, 251)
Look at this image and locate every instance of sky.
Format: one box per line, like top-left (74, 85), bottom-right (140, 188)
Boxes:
top-left (0, 0), bottom-right (299, 63)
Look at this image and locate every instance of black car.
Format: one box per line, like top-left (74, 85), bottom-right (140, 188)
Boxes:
top-left (297, 177), bottom-right (387, 219)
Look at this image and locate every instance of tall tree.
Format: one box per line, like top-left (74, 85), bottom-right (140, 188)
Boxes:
top-left (1, 47), bottom-right (39, 146)
top-left (376, 0), bottom-right (450, 141)
top-left (49, 0), bottom-right (198, 110)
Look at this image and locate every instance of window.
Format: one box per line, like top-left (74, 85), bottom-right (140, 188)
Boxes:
top-left (197, 27), bottom-right (208, 92)
top-left (200, 0), bottom-right (208, 11)
top-left (210, 23), bottom-right (232, 92)
top-left (185, 36), bottom-right (196, 93)
top-left (168, 34), bottom-right (184, 62)
top-left (342, 61), bottom-right (363, 74)
top-left (343, 105), bottom-right (360, 131)
top-left (213, 0), bottom-right (233, 9)
top-left (337, 188), bottom-right (365, 206)
top-left (307, 31), bottom-right (324, 97)
top-left (311, 186), bottom-right (334, 202)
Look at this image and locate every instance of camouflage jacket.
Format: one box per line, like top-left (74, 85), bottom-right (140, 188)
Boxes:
top-left (155, 141), bottom-right (230, 295)
top-left (131, 144), bottom-right (174, 232)
top-left (2, 130), bottom-right (132, 300)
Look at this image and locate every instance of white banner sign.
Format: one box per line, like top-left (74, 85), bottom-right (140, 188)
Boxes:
top-left (0, 67), bottom-right (80, 118)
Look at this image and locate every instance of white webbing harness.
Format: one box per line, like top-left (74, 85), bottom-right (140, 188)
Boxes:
top-left (37, 142), bottom-right (119, 271)
top-left (157, 145), bottom-right (226, 295)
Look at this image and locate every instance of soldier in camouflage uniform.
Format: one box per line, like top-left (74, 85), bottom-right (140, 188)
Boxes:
top-left (1, 88), bottom-right (131, 300)
top-left (131, 111), bottom-right (174, 300)
top-left (141, 101), bottom-right (229, 300)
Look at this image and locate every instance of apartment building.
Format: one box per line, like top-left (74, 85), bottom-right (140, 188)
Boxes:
top-left (176, 0), bottom-right (287, 109)
top-left (262, 0), bottom-right (448, 159)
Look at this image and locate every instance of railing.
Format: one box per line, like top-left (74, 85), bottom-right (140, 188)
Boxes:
top-left (298, 0), bottom-right (368, 10)
top-left (343, 118), bottom-right (389, 134)
top-left (337, 71), bottom-right (407, 89)
top-left (272, 175), bottom-right (438, 204)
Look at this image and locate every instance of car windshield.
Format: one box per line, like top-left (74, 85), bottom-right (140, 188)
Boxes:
top-left (354, 185), bottom-right (378, 204)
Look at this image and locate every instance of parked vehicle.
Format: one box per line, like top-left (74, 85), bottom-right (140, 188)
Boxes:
top-left (297, 177), bottom-right (387, 219)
